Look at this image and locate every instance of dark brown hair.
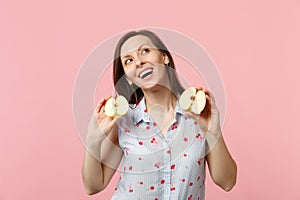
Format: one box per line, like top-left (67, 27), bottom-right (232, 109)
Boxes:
top-left (113, 30), bottom-right (185, 104)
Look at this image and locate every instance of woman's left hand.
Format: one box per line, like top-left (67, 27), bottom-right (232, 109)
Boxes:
top-left (184, 88), bottom-right (221, 136)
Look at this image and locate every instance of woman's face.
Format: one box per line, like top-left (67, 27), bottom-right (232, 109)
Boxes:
top-left (120, 35), bottom-right (170, 90)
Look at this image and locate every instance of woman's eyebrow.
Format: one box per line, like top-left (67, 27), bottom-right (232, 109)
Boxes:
top-left (121, 43), bottom-right (149, 60)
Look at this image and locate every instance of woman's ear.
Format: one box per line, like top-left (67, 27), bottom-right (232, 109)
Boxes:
top-left (163, 53), bottom-right (170, 65)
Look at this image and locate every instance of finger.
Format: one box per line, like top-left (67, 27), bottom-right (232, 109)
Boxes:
top-left (201, 88), bottom-right (212, 101)
top-left (99, 103), bottom-right (106, 116)
top-left (95, 104), bottom-right (103, 115)
top-left (105, 116), bottom-right (120, 133)
top-left (96, 98), bottom-right (108, 112)
top-left (205, 94), bottom-right (213, 105)
top-left (183, 110), bottom-right (200, 120)
top-left (202, 88), bottom-right (209, 95)
top-left (96, 98), bottom-right (106, 107)
top-left (183, 110), bottom-right (193, 116)
top-left (96, 107), bottom-right (107, 122)
top-left (110, 116), bottom-right (121, 126)
top-left (205, 89), bottom-right (215, 99)
top-left (196, 86), bottom-right (203, 90)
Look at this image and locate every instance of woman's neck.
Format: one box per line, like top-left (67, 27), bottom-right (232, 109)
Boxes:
top-left (143, 86), bottom-right (177, 112)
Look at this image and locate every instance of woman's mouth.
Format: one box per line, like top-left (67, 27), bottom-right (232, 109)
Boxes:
top-left (139, 68), bottom-right (153, 79)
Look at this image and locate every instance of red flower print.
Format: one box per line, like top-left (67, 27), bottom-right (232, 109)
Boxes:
top-left (125, 147), bottom-right (130, 155)
top-left (184, 153), bottom-right (187, 157)
top-left (150, 186), bottom-right (155, 190)
top-left (188, 194), bottom-right (193, 200)
top-left (167, 150), bottom-right (171, 154)
top-left (184, 137), bottom-right (188, 142)
top-left (161, 179), bottom-right (165, 184)
top-left (171, 123), bottom-right (178, 130)
top-left (181, 178), bottom-right (185, 182)
top-left (170, 183), bottom-right (176, 191)
top-left (151, 137), bottom-right (159, 145)
top-left (189, 182), bottom-right (193, 186)
top-left (196, 133), bottom-right (203, 141)
top-left (144, 109), bottom-right (147, 113)
top-left (171, 164), bottom-right (175, 170)
top-left (151, 138), bottom-right (156, 143)
top-left (139, 141), bottom-right (143, 145)
top-left (138, 157), bottom-right (142, 160)
top-left (198, 158), bottom-right (203, 166)
top-left (153, 122), bottom-right (157, 126)
top-left (129, 184), bottom-right (133, 192)
top-left (139, 181), bottom-right (143, 185)
top-left (197, 176), bottom-right (201, 181)
top-left (154, 162), bottom-right (161, 169)
top-left (146, 126), bottom-right (150, 130)
top-left (124, 127), bottom-right (130, 133)
top-left (129, 166), bottom-right (133, 171)
top-left (194, 121), bottom-right (198, 125)
top-left (115, 187), bottom-right (118, 191)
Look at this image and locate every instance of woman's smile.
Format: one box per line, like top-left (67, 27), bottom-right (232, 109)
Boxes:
top-left (138, 67), bottom-right (154, 79)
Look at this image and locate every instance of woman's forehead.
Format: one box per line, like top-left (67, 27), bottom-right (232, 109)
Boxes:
top-left (120, 35), bottom-right (156, 57)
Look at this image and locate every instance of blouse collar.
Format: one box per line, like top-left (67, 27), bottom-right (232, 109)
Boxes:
top-left (133, 96), bottom-right (185, 125)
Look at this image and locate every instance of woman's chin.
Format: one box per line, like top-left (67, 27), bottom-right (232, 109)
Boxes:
top-left (140, 82), bottom-right (173, 93)
top-left (139, 81), bottom-right (161, 90)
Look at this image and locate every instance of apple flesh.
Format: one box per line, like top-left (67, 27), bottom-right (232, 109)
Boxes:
top-left (179, 87), bottom-right (206, 114)
top-left (104, 95), bottom-right (129, 117)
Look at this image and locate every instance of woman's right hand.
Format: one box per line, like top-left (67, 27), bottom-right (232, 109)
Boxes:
top-left (86, 98), bottom-right (120, 159)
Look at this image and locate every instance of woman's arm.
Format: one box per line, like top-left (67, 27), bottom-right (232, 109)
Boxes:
top-left (81, 99), bottom-right (123, 195)
top-left (205, 132), bottom-right (237, 191)
top-left (202, 88), bottom-right (237, 191)
top-left (82, 124), bottom-right (123, 195)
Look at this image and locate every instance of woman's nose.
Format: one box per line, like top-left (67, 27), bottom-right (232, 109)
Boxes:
top-left (135, 58), bottom-right (145, 67)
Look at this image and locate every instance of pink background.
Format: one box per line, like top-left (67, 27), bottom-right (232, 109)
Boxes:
top-left (1, 0), bottom-right (300, 199)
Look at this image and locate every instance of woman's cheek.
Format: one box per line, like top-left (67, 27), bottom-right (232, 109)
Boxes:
top-left (124, 67), bottom-right (135, 79)
top-left (126, 69), bottom-right (141, 86)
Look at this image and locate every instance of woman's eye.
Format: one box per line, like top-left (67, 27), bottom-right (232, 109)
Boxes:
top-left (141, 48), bottom-right (150, 55)
top-left (124, 59), bottom-right (132, 65)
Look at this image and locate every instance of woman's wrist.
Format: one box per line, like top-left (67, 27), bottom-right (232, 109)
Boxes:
top-left (85, 132), bottom-right (106, 161)
top-left (205, 130), bottom-right (222, 153)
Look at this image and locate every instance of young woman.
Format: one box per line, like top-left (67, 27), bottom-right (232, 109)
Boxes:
top-left (82, 30), bottom-right (237, 199)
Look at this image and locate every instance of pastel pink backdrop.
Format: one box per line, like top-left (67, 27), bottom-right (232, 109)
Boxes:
top-left (1, 0), bottom-right (299, 199)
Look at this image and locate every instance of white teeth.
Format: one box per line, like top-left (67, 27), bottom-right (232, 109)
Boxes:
top-left (139, 69), bottom-right (153, 79)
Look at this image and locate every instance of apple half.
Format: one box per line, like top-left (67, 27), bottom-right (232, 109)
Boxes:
top-left (104, 95), bottom-right (129, 117)
top-left (179, 87), bottom-right (206, 114)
